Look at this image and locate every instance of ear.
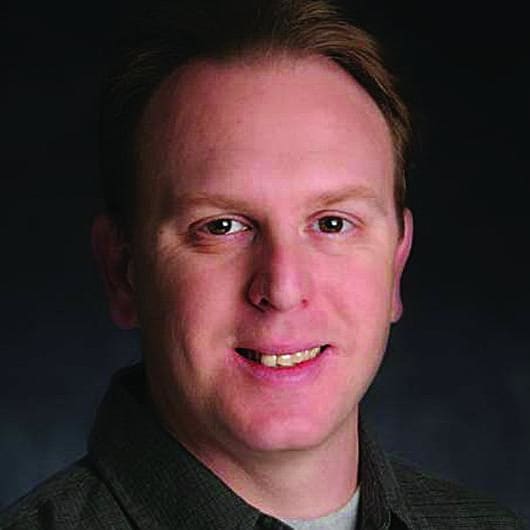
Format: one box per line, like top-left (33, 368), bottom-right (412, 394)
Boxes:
top-left (91, 213), bottom-right (138, 329)
top-left (391, 208), bottom-right (413, 323)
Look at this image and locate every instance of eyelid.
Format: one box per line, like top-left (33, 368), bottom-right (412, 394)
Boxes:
top-left (192, 215), bottom-right (253, 237)
top-left (309, 211), bottom-right (361, 232)
top-left (208, 218), bottom-right (247, 234)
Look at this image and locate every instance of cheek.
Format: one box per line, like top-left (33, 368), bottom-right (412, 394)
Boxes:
top-left (318, 252), bottom-right (395, 365)
top-left (139, 258), bottom-right (246, 406)
top-left (320, 258), bottom-right (394, 395)
top-left (175, 260), bottom-right (244, 320)
top-left (323, 253), bottom-right (395, 314)
top-left (139, 253), bottom-right (246, 351)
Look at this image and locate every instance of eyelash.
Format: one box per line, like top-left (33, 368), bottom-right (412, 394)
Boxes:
top-left (193, 213), bottom-right (358, 239)
top-left (310, 216), bottom-right (356, 235)
top-left (201, 218), bottom-right (250, 236)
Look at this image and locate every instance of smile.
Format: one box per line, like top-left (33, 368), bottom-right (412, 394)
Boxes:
top-left (235, 345), bottom-right (328, 368)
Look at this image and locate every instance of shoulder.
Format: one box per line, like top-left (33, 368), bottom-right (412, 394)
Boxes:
top-left (0, 457), bottom-right (131, 530)
top-left (390, 458), bottom-right (527, 530)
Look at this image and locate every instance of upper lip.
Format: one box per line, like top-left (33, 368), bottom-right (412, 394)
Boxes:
top-left (235, 343), bottom-right (328, 356)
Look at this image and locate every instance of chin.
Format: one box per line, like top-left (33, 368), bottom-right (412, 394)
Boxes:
top-left (230, 406), bottom-right (356, 454)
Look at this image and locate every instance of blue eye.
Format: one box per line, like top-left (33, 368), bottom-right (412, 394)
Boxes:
top-left (315, 216), bottom-right (353, 233)
top-left (203, 218), bottom-right (249, 236)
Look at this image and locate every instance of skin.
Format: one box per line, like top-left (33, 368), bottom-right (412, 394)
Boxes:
top-left (92, 54), bottom-right (413, 519)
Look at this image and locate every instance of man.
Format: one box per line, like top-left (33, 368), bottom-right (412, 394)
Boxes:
top-left (1, 1), bottom-right (524, 529)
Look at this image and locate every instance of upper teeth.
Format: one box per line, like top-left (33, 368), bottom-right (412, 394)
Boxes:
top-left (259, 346), bottom-right (322, 368)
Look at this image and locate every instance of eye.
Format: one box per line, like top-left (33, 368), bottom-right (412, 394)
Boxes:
top-left (202, 218), bottom-right (249, 236)
top-left (314, 216), bottom-right (354, 234)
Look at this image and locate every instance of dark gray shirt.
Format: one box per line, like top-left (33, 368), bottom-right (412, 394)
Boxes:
top-left (1, 365), bottom-right (525, 529)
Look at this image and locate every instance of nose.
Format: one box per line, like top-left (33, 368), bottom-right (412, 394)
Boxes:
top-left (246, 235), bottom-right (311, 312)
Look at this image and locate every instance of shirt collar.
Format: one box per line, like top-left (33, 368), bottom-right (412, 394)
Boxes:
top-left (88, 364), bottom-right (429, 530)
top-left (358, 421), bottom-right (432, 530)
top-left (88, 364), bottom-right (262, 530)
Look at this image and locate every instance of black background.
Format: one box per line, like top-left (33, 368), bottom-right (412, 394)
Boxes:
top-left (2, 0), bottom-right (529, 521)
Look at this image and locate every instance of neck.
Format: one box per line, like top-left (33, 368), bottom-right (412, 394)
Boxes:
top-left (181, 411), bottom-right (359, 520)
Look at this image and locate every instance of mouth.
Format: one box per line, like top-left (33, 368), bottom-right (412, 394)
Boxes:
top-left (235, 345), bottom-right (329, 368)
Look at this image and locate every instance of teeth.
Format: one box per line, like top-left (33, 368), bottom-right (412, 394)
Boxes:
top-left (293, 351), bottom-right (304, 363)
top-left (277, 354), bottom-right (295, 367)
top-left (255, 346), bottom-right (324, 368)
top-left (261, 354), bottom-right (277, 367)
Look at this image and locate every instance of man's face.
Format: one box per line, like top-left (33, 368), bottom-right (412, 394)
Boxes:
top-left (128, 56), bottom-right (412, 458)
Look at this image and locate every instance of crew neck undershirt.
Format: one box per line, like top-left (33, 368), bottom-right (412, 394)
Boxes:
top-left (281, 487), bottom-right (360, 530)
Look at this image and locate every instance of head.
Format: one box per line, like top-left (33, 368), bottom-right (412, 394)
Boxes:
top-left (93, 0), bottom-right (413, 462)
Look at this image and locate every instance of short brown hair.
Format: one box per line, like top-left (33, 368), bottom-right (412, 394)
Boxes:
top-left (99, 0), bottom-right (411, 237)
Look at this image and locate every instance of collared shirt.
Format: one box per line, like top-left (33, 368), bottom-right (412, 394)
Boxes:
top-left (1, 365), bottom-right (525, 529)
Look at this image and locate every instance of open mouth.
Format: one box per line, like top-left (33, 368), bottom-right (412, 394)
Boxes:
top-left (235, 345), bottom-right (329, 368)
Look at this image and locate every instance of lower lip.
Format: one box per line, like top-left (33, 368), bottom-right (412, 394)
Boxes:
top-left (233, 347), bottom-right (331, 384)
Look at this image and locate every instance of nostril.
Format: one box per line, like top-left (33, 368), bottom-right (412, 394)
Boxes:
top-left (258, 297), bottom-right (271, 308)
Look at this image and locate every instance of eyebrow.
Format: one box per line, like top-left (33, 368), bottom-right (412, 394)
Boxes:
top-left (315, 185), bottom-right (388, 214)
top-left (172, 185), bottom-right (388, 215)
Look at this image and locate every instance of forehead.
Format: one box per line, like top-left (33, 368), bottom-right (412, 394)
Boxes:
top-left (137, 54), bottom-right (394, 204)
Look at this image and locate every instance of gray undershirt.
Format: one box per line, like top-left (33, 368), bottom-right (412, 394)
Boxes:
top-left (282, 487), bottom-right (360, 530)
